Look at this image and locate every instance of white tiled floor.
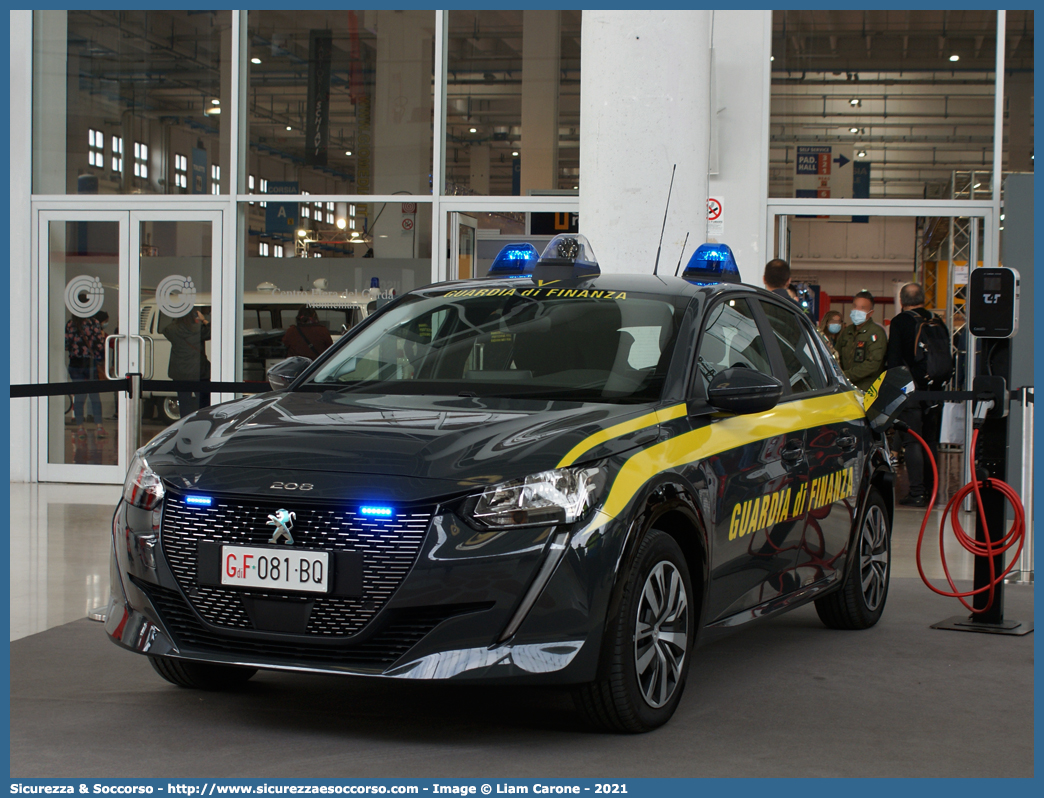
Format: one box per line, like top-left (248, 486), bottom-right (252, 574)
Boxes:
top-left (8, 482), bottom-right (1005, 642)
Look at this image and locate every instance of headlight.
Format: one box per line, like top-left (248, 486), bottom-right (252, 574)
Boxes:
top-left (123, 453), bottom-right (165, 511)
top-left (466, 466), bottom-right (606, 529)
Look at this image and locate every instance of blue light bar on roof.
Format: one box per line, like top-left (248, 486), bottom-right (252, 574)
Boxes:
top-left (681, 243), bottom-right (742, 286)
top-left (487, 242), bottom-right (540, 278)
top-left (359, 505), bottom-right (394, 517)
top-left (184, 495), bottom-right (213, 506)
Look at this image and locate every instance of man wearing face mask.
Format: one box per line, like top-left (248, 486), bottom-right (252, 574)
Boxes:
top-left (836, 290), bottom-right (887, 391)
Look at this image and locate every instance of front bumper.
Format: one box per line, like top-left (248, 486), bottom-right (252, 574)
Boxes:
top-left (108, 491), bottom-right (628, 685)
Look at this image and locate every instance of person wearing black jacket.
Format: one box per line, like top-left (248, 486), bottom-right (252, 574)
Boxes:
top-left (886, 282), bottom-right (945, 506)
top-left (763, 259), bottom-right (799, 303)
top-left (284, 306), bottom-right (334, 360)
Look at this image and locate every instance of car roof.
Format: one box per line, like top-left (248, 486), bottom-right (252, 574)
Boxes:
top-left (412, 273), bottom-right (774, 303)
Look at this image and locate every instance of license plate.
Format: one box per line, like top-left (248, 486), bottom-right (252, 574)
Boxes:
top-left (220, 545), bottom-right (330, 594)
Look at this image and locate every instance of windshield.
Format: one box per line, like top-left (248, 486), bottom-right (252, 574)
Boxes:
top-left (307, 287), bottom-right (686, 403)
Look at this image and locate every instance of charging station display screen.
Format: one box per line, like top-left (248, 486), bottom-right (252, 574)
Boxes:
top-left (968, 267), bottom-right (1020, 338)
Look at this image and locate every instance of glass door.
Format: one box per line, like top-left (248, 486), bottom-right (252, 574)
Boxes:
top-left (130, 212), bottom-right (222, 450)
top-left (450, 212), bottom-right (478, 279)
top-left (37, 211), bottom-right (129, 483)
top-left (36, 209), bottom-right (222, 483)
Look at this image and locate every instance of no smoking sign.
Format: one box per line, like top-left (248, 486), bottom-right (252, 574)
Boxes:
top-left (402, 217), bottom-right (415, 231)
top-left (707, 196), bottom-right (724, 236)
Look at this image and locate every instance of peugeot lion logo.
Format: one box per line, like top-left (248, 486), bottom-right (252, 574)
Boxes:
top-left (267, 509), bottom-right (296, 545)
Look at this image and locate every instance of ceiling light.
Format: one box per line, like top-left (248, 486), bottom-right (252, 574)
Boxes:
top-left (336, 218), bottom-right (347, 230)
top-left (512, 151), bottom-right (519, 157)
top-left (1000, 214), bottom-right (1005, 221)
top-left (204, 107), bottom-right (221, 115)
top-left (949, 54), bottom-right (960, 62)
top-left (296, 229), bottom-right (308, 237)
top-left (379, 234), bottom-right (388, 239)
top-left (573, 185), bottom-right (579, 190)
top-left (858, 150), bottom-right (867, 158)
top-left (849, 98), bottom-right (860, 106)
top-left (211, 99), bottom-right (220, 106)
top-left (286, 125), bottom-right (292, 131)
top-left (770, 56), bottom-right (774, 62)
top-left (251, 57), bottom-right (261, 65)
top-left (345, 150), bottom-right (352, 156)
top-left (973, 182), bottom-right (981, 189)
top-left (469, 127), bottom-right (477, 133)
top-left (849, 127), bottom-right (859, 133)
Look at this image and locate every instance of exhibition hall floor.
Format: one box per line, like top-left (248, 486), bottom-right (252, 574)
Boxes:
top-left (9, 482), bottom-right (1034, 778)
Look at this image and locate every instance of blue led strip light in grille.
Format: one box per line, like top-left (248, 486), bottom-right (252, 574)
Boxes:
top-left (359, 505), bottom-right (394, 517)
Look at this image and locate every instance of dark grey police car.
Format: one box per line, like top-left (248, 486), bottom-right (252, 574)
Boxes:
top-left (107, 236), bottom-right (895, 732)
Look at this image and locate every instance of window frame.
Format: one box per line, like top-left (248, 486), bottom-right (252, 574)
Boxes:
top-left (687, 292), bottom-right (777, 401)
top-left (750, 294), bottom-right (837, 400)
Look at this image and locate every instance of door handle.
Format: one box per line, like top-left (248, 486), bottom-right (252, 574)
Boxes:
top-left (781, 440), bottom-right (805, 463)
top-left (104, 334), bottom-right (126, 380)
top-left (837, 435), bottom-right (857, 451)
top-left (133, 335), bottom-right (155, 379)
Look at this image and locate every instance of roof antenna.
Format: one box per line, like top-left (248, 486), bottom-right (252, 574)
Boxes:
top-left (652, 163), bottom-right (677, 276)
top-left (674, 231), bottom-right (691, 276)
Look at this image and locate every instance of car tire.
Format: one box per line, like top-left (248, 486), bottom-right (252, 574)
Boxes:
top-left (814, 489), bottom-right (890, 630)
top-left (574, 529), bottom-right (694, 733)
top-left (160, 397), bottom-right (181, 423)
top-left (149, 656), bottom-right (257, 690)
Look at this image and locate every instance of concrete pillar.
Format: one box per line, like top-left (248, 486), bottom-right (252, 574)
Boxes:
top-left (520, 11), bottom-right (560, 194)
top-left (707, 11), bottom-right (772, 280)
top-left (32, 10), bottom-right (68, 195)
top-left (579, 11), bottom-right (712, 274)
top-left (1007, 72), bottom-right (1033, 173)
top-left (373, 10), bottom-right (433, 257)
top-left (470, 144), bottom-right (491, 195)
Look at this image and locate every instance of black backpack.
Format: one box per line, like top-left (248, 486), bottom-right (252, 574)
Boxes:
top-left (907, 310), bottom-right (954, 387)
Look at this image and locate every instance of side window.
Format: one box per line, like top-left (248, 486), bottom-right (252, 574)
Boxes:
top-left (694, 298), bottom-right (773, 393)
top-left (759, 301), bottom-right (827, 394)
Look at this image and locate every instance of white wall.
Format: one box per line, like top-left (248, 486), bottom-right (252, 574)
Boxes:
top-left (11, 11), bottom-right (34, 482)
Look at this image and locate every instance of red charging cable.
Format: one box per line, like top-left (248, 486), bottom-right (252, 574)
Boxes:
top-left (909, 426), bottom-right (1027, 614)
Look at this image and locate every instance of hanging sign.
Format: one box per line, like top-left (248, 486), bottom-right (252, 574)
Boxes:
top-left (305, 30), bottom-right (333, 166)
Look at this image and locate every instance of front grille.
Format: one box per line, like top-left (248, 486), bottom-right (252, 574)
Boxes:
top-left (135, 578), bottom-right (490, 670)
top-left (160, 490), bottom-right (432, 638)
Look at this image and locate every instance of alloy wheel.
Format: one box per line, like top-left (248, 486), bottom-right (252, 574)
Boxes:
top-left (634, 560), bottom-right (688, 709)
top-left (859, 504), bottom-right (889, 611)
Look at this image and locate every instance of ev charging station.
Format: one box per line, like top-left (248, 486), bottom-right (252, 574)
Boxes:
top-left (926, 174), bottom-right (1033, 636)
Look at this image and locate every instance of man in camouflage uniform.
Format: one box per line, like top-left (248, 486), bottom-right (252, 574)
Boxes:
top-left (836, 290), bottom-right (887, 391)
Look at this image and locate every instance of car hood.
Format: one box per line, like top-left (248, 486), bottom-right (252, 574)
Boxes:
top-left (143, 390), bottom-right (664, 501)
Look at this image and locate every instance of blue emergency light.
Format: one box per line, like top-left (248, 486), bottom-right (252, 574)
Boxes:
top-left (487, 243), bottom-right (540, 278)
top-left (184, 495), bottom-right (213, 507)
top-left (359, 505), bottom-right (394, 517)
top-left (681, 243), bottom-right (741, 286)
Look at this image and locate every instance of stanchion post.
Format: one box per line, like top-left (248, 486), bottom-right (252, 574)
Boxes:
top-left (127, 372), bottom-right (141, 467)
top-left (1017, 388), bottom-right (1033, 583)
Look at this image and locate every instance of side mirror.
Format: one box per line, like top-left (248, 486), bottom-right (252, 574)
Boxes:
top-left (706, 368), bottom-right (784, 415)
top-left (267, 356), bottom-right (312, 391)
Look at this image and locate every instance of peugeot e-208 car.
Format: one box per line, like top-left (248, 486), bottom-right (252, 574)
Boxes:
top-left (107, 235), bottom-right (894, 732)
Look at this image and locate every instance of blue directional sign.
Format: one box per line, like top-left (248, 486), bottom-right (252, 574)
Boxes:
top-left (266, 181), bottom-right (300, 235)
